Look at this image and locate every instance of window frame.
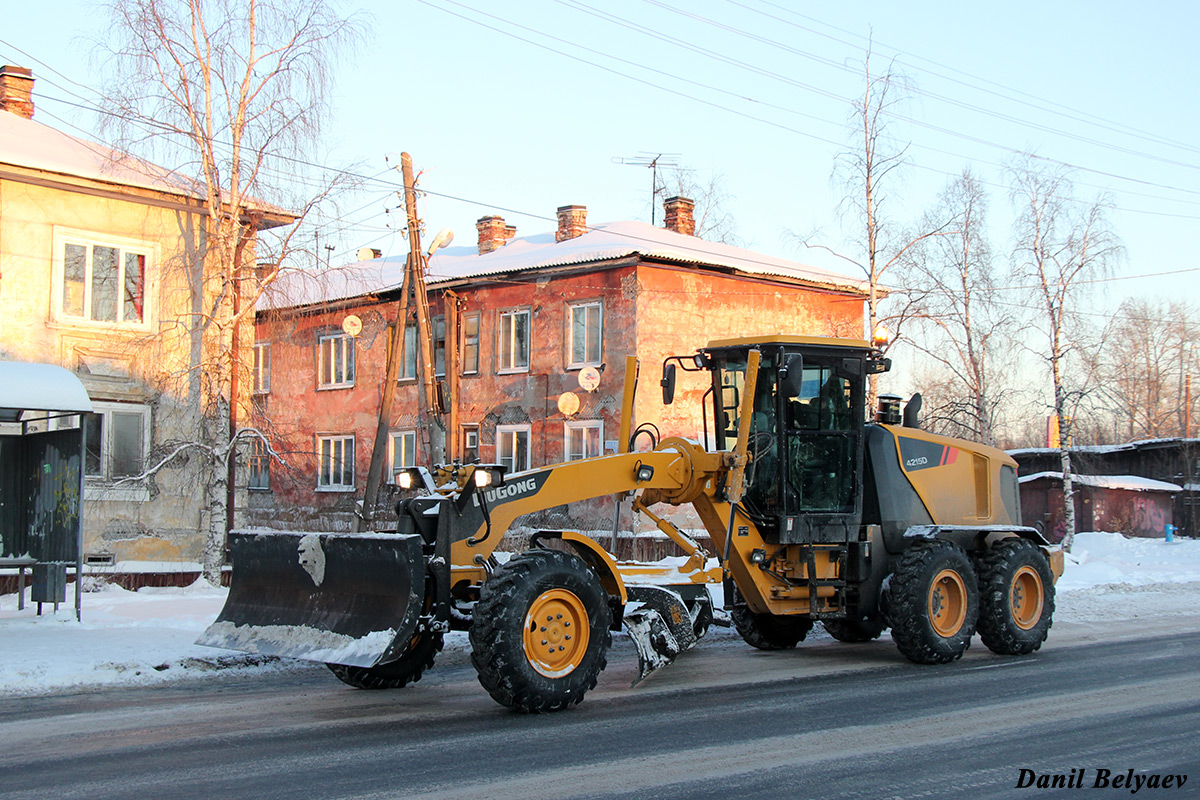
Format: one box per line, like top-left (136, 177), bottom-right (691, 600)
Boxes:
top-left (316, 433), bottom-right (356, 491)
top-left (389, 429), bottom-right (418, 482)
top-left (433, 316), bottom-right (447, 378)
top-left (567, 300), bottom-right (603, 369)
top-left (461, 312), bottom-right (481, 375)
top-left (496, 308), bottom-right (531, 374)
top-left (248, 438), bottom-right (270, 490)
top-left (395, 322), bottom-right (418, 383)
top-left (564, 419), bottom-right (604, 462)
top-left (52, 227), bottom-right (157, 331)
top-left (252, 342), bottom-right (271, 395)
top-left (461, 424), bottom-right (480, 463)
top-left (82, 401), bottom-right (152, 484)
top-left (316, 330), bottom-right (355, 390)
top-left (495, 424), bottom-right (531, 474)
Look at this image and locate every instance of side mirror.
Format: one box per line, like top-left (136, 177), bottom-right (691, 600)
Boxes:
top-left (778, 353), bottom-right (804, 398)
top-left (661, 362), bottom-right (677, 405)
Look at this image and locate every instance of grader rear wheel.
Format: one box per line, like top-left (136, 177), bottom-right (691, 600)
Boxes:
top-left (822, 617), bottom-right (887, 643)
top-left (469, 549), bottom-right (612, 713)
top-left (888, 540), bottom-right (979, 664)
top-left (977, 538), bottom-right (1055, 655)
top-left (731, 607), bottom-right (814, 650)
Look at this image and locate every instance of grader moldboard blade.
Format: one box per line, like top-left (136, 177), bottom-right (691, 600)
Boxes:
top-left (622, 584), bottom-right (713, 685)
top-left (197, 530), bottom-right (426, 669)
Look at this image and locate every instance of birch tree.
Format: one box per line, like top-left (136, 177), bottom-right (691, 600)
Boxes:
top-left (1009, 156), bottom-right (1122, 551)
top-left (666, 165), bottom-right (740, 245)
top-left (902, 169), bottom-right (1008, 445)
top-left (808, 47), bottom-right (951, 402)
top-left (1100, 299), bottom-right (1200, 439)
top-left (99, 0), bottom-right (363, 582)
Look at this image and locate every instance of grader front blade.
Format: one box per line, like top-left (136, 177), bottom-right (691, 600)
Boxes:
top-left (197, 530), bottom-right (426, 668)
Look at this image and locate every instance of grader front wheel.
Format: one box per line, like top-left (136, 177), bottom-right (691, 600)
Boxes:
top-left (326, 630), bottom-right (443, 689)
top-left (470, 549), bottom-right (612, 713)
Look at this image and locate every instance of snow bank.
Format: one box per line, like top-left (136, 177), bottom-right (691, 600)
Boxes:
top-left (2, 534), bottom-right (1199, 697)
top-left (0, 579), bottom-right (307, 696)
top-left (1058, 532), bottom-right (1200, 592)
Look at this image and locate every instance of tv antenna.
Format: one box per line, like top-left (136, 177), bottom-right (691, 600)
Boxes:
top-left (612, 152), bottom-right (680, 225)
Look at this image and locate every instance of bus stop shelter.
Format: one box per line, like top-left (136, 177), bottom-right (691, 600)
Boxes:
top-left (0, 361), bottom-right (92, 619)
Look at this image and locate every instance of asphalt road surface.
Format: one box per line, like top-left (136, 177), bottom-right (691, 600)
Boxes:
top-left (2, 615), bottom-right (1198, 800)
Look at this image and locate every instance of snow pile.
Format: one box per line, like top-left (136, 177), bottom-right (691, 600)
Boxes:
top-left (2, 533), bottom-right (1199, 697)
top-left (0, 579), bottom-right (308, 696)
top-left (1058, 532), bottom-right (1200, 591)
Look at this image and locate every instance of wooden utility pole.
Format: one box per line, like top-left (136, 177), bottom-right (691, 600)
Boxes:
top-left (357, 152), bottom-right (438, 531)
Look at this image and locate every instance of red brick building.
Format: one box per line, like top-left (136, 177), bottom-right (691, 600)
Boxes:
top-left (247, 199), bottom-right (869, 532)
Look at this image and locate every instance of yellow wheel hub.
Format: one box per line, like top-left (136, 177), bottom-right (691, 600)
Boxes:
top-left (523, 588), bottom-right (590, 678)
top-left (928, 568), bottom-right (968, 638)
top-left (1010, 566), bottom-right (1045, 630)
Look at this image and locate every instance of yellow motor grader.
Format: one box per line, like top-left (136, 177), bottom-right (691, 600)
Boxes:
top-left (200, 335), bottom-right (1063, 712)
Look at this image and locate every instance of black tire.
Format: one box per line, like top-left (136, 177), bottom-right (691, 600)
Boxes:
top-left (822, 617), bottom-right (887, 643)
top-left (888, 540), bottom-right (979, 664)
top-left (469, 549), bottom-right (612, 713)
top-left (977, 538), bottom-right (1055, 655)
top-left (326, 630), bottom-right (444, 690)
top-left (731, 607), bottom-right (814, 650)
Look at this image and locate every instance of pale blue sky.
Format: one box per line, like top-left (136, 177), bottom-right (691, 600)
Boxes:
top-left (5, 0), bottom-right (1198, 324)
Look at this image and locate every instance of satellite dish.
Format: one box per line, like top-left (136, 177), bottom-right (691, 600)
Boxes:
top-left (342, 314), bottom-right (363, 337)
top-left (357, 247), bottom-right (382, 261)
top-left (557, 392), bottom-right (581, 417)
top-left (578, 366), bottom-right (601, 392)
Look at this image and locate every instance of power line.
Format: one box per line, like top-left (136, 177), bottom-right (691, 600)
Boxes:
top-left (422, 0), bottom-right (1200, 214)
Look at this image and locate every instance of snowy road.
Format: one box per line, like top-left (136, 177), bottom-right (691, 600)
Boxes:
top-left (2, 613), bottom-right (1199, 800)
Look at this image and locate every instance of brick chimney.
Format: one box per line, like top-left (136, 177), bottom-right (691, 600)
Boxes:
top-left (556, 205), bottom-right (588, 242)
top-left (0, 65), bottom-right (34, 120)
top-left (477, 215), bottom-right (517, 254)
top-left (663, 196), bottom-right (695, 236)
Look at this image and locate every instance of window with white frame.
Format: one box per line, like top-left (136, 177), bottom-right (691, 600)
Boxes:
top-left (398, 323), bottom-right (417, 381)
top-left (496, 424), bottom-right (531, 473)
top-left (253, 342), bottom-right (271, 394)
top-left (461, 313), bottom-right (480, 375)
top-left (83, 402), bottom-right (151, 480)
top-left (317, 331), bottom-right (354, 389)
top-left (390, 429), bottom-right (417, 482)
top-left (461, 425), bottom-right (479, 463)
top-left (497, 309), bottom-right (530, 373)
top-left (433, 316), bottom-right (446, 378)
top-left (56, 232), bottom-right (151, 327)
top-left (564, 420), bottom-right (603, 461)
top-left (317, 434), bottom-right (355, 490)
top-left (248, 438), bottom-right (270, 490)
top-left (568, 301), bottom-right (603, 368)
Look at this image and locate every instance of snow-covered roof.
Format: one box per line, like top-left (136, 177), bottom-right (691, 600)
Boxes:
top-left (1009, 438), bottom-right (1200, 458)
top-left (0, 111), bottom-right (288, 220)
top-left (0, 361), bottom-right (93, 417)
top-left (1019, 471), bottom-right (1182, 493)
top-left (1008, 444), bottom-right (1136, 456)
top-left (262, 221), bottom-right (870, 311)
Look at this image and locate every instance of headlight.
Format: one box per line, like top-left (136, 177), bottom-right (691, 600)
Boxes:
top-left (395, 468), bottom-right (418, 489)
